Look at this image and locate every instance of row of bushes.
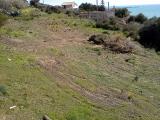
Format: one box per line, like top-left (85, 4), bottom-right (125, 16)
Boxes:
top-left (128, 13), bottom-right (148, 24)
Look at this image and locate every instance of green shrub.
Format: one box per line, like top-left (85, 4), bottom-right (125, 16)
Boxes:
top-left (20, 7), bottom-right (42, 20)
top-left (83, 20), bottom-right (96, 27)
top-left (65, 10), bottom-right (79, 17)
top-left (139, 17), bottom-right (160, 51)
top-left (123, 22), bottom-right (142, 39)
top-left (0, 85), bottom-right (7, 95)
top-left (96, 18), bottom-right (121, 31)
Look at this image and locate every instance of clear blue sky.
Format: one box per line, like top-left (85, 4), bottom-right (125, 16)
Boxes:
top-left (28, 0), bottom-right (160, 6)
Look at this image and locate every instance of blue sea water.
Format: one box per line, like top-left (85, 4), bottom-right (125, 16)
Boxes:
top-left (125, 4), bottom-right (160, 18)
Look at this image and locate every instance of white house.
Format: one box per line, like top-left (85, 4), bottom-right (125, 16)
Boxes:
top-left (62, 1), bottom-right (78, 9)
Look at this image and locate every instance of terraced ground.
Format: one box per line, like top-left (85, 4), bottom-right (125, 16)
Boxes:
top-left (0, 11), bottom-right (160, 120)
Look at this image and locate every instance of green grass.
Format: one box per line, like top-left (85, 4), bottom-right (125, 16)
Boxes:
top-left (0, 11), bottom-right (160, 120)
top-left (0, 27), bottom-right (26, 37)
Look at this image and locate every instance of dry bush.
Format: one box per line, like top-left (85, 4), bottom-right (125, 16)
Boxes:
top-left (104, 35), bottom-right (134, 53)
top-left (88, 34), bottom-right (134, 53)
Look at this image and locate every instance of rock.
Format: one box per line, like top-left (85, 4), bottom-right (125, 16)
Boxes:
top-left (10, 11), bottom-right (20, 17)
top-left (8, 58), bottom-right (12, 61)
top-left (88, 34), bottom-right (106, 45)
top-left (9, 106), bottom-right (16, 110)
top-left (42, 115), bottom-right (52, 120)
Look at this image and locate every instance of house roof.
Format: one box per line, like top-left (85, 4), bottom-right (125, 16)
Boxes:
top-left (62, 2), bottom-right (77, 6)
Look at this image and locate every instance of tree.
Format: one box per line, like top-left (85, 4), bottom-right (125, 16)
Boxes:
top-left (128, 13), bottom-right (148, 24)
top-left (98, 5), bottom-right (105, 11)
top-left (30, 0), bottom-right (39, 6)
top-left (115, 8), bottom-right (129, 18)
top-left (79, 3), bottom-right (97, 11)
top-left (101, 0), bottom-right (105, 6)
top-left (79, 3), bottom-right (105, 11)
top-left (128, 15), bottom-right (136, 23)
top-left (135, 13), bottom-right (147, 24)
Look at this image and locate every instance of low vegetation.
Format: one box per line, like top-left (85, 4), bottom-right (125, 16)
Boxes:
top-left (0, 1), bottom-right (160, 120)
top-left (19, 7), bottom-right (43, 20)
top-left (123, 22), bottom-right (142, 39)
top-left (96, 17), bottom-right (123, 31)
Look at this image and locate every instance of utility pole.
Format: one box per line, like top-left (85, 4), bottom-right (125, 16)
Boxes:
top-left (96, 0), bottom-right (98, 11)
top-left (101, 0), bottom-right (105, 6)
top-left (108, 2), bottom-right (109, 11)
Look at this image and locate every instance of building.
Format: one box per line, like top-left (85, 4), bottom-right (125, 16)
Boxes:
top-left (62, 2), bottom-right (78, 9)
top-left (79, 10), bottom-right (115, 21)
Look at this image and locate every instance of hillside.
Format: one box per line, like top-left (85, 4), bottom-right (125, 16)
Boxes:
top-left (0, 9), bottom-right (160, 120)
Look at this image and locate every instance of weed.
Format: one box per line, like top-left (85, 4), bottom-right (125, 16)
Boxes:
top-left (0, 85), bottom-right (7, 95)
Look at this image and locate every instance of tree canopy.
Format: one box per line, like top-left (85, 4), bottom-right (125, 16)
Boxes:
top-left (79, 3), bottom-right (105, 11)
top-left (115, 8), bottom-right (129, 18)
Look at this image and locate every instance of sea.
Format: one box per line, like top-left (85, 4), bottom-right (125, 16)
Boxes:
top-left (121, 4), bottom-right (160, 18)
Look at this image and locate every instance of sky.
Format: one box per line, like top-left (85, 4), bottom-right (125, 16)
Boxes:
top-left (29, 0), bottom-right (160, 6)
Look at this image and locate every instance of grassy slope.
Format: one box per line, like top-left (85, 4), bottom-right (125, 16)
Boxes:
top-left (0, 10), bottom-right (160, 120)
